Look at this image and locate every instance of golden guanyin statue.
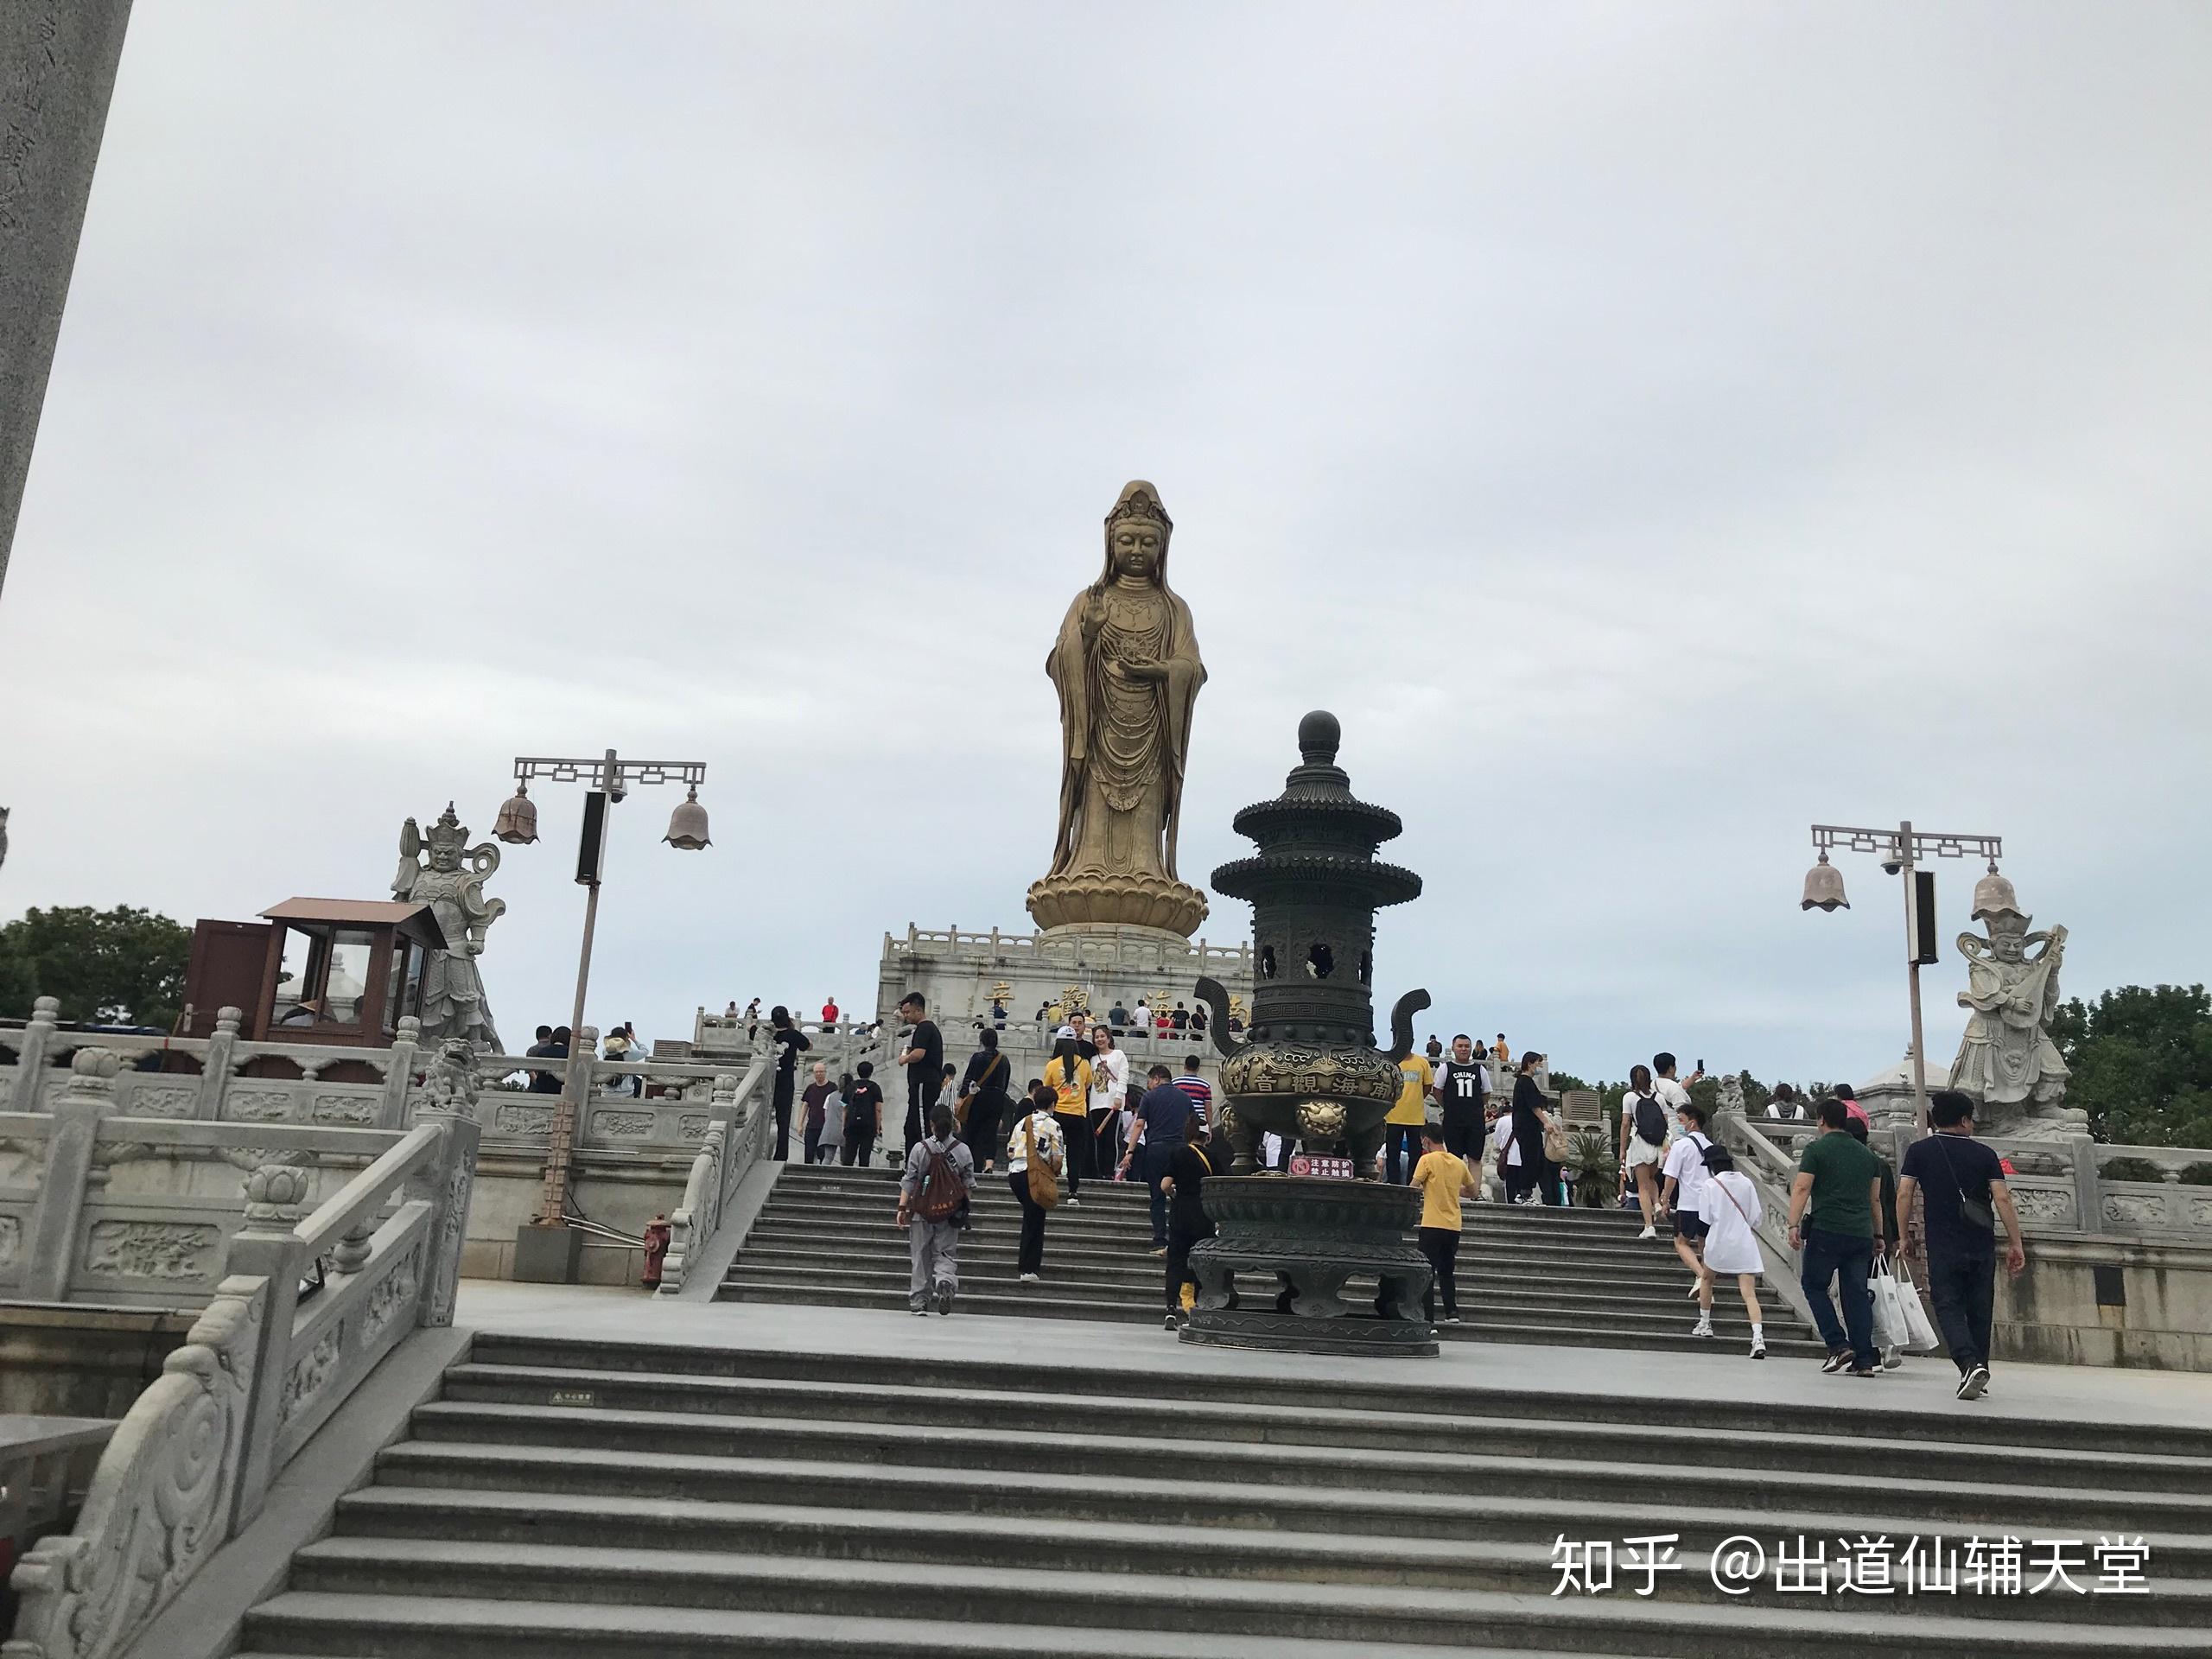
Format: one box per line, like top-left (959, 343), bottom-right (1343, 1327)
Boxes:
top-left (1028, 481), bottom-right (1209, 937)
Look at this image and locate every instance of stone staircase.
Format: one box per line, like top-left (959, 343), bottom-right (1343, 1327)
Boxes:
top-left (719, 1162), bottom-right (1825, 1356)
top-left (232, 1331), bottom-right (2212, 1657)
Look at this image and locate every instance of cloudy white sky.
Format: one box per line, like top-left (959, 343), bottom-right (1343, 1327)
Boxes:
top-left (3, 3), bottom-right (2208, 1086)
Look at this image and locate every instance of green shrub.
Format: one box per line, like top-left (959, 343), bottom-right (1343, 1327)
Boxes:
top-left (2099, 1155), bottom-right (2165, 1185)
top-left (2175, 1162), bottom-right (2212, 1186)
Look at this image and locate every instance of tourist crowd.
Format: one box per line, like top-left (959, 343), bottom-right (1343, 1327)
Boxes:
top-left (771, 993), bottom-right (2030, 1406)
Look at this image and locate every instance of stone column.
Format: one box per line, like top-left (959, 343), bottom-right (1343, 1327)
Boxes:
top-left (0, 2), bottom-right (134, 604)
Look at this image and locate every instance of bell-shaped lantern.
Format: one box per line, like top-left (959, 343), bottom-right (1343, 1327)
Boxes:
top-left (664, 784), bottom-right (710, 850)
top-left (1801, 849), bottom-right (1848, 912)
top-left (493, 780), bottom-right (539, 846)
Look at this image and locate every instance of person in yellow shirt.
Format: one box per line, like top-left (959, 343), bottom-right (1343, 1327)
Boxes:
top-left (1043, 1031), bottom-right (1095, 1205)
top-left (1491, 1033), bottom-right (1511, 1066)
top-left (1412, 1122), bottom-right (1481, 1325)
top-left (1385, 1049), bottom-right (1433, 1184)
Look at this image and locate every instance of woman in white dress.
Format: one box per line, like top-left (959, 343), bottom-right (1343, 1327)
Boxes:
top-left (1697, 1143), bottom-right (1769, 1358)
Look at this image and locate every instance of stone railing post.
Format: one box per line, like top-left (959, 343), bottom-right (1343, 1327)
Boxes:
top-left (379, 1015), bottom-right (423, 1128)
top-left (21, 1050), bottom-right (121, 1300)
top-left (2071, 1137), bottom-right (2103, 1234)
top-left (6, 995), bottom-right (60, 1111)
top-left (221, 1163), bottom-right (313, 1529)
top-left (407, 1108), bottom-right (480, 1327)
top-left (194, 1006), bottom-right (243, 1119)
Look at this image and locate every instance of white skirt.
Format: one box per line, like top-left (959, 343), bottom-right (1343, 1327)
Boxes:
top-left (1625, 1136), bottom-right (1666, 1171)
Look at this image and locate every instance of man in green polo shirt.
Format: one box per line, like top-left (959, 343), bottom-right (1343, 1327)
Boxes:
top-left (1786, 1095), bottom-right (1885, 1376)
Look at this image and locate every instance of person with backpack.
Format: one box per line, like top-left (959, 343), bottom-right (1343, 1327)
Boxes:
top-left (1618, 1062), bottom-right (1671, 1240)
top-left (1005, 1086), bottom-right (1066, 1283)
top-left (1658, 1098), bottom-right (1718, 1335)
top-left (1896, 1089), bottom-right (2026, 1402)
top-left (1696, 1142), bottom-right (1770, 1358)
top-left (898, 1106), bottom-right (976, 1315)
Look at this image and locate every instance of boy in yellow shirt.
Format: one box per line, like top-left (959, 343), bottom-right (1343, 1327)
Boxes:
top-left (1411, 1122), bottom-right (1480, 1325)
top-left (1385, 1050), bottom-right (1433, 1183)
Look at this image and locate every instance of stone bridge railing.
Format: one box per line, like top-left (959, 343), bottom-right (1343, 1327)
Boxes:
top-left (2, 1052), bottom-right (478, 1659)
top-left (658, 1059), bottom-right (772, 1295)
top-left (1713, 1109), bottom-right (2212, 1245)
top-left (2, 999), bottom-right (420, 1131)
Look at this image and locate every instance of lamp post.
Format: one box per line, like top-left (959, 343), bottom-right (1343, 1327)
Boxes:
top-left (494, 749), bottom-right (709, 1278)
top-left (1802, 821), bottom-right (2002, 1135)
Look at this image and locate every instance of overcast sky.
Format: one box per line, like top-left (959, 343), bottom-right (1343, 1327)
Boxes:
top-left (3, 3), bottom-right (2207, 1086)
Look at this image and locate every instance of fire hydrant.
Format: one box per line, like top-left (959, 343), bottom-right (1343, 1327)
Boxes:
top-left (641, 1215), bottom-right (671, 1291)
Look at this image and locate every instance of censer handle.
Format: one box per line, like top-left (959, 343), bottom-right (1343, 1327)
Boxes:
top-left (1192, 976), bottom-right (1244, 1058)
top-left (1384, 988), bottom-right (1432, 1064)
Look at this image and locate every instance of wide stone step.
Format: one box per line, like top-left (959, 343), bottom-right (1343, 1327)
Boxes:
top-left (370, 1438), bottom-right (2212, 1575)
top-left (745, 1205), bottom-right (1770, 1267)
top-left (718, 1262), bottom-right (1795, 1332)
top-left (324, 1484), bottom-right (2208, 1627)
top-left (428, 1363), bottom-right (2206, 1492)
top-left (726, 1240), bottom-right (1798, 1308)
top-left (398, 1402), bottom-right (2212, 1530)
top-left (730, 1219), bottom-right (1796, 1281)
top-left (243, 1565), bottom-right (2205, 1659)
top-left (467, 1333), bottom-right (2211, 1459)
top-left (715, 1277), bottom-right (1827, 1354)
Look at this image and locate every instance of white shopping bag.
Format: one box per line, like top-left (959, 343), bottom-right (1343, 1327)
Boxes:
top-left (1867, 1259), bottom-right (1910, 1351)
top-left (1892, 1258), bottom-right (1942, 1352)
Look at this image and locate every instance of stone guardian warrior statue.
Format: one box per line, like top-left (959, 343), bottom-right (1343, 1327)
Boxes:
top-left (392, 803), bottom-right (506, 1052)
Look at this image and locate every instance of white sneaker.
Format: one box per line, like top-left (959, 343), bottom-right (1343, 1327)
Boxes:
top-left (1636, 1226), bottom-right (1656, 1241)
top-left (1750, 1338), bottom-right (1767, 1359)
top-left (1019, 1272), bottom-right (1041, 1283)
top-left (1691, 1318), bottom-right (1714, 1339)
top-left (1063, 1198), bottom-right (1081, 1208)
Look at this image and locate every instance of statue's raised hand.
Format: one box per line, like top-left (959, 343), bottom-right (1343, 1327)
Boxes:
top-left (1081, 585), bottom-right (1108, 639)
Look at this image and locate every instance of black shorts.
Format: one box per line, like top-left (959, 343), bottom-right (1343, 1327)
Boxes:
top-left (1675, 1211), bottom-right (1710, 1242)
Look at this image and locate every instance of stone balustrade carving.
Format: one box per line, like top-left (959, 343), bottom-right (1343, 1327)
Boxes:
top-left (1, 1000), bottom-right (423, 1133)
top-left (2, 1083), bottom-right (478, 1659)
top-left (1713, 1107), bottom-right (2212, 1248)
top-left (658, 1060), bottom-right (769, 1295)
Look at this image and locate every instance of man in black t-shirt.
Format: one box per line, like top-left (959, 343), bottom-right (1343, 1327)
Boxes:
top-left (896, 993), bottom-right (943, 1154)
top-left (1897, 1090), bottom-right (2025, 1402)
top-left (1434, 1033), bottom-right (1489, 1166)
top-left (840, 1062), bottom-right (886, 1168)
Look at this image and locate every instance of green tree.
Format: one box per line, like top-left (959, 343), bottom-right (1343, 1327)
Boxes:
top-left (2050, 984), bottom-right (2212, 1147)
top-left (0, 906), bottom-right (194, 1031)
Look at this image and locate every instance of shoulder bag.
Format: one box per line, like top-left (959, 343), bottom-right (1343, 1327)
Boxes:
top-left (1930, 1133), bottom-right (1997, 1233)
top-left (955, 1052), bottom-right (1001, 1128)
